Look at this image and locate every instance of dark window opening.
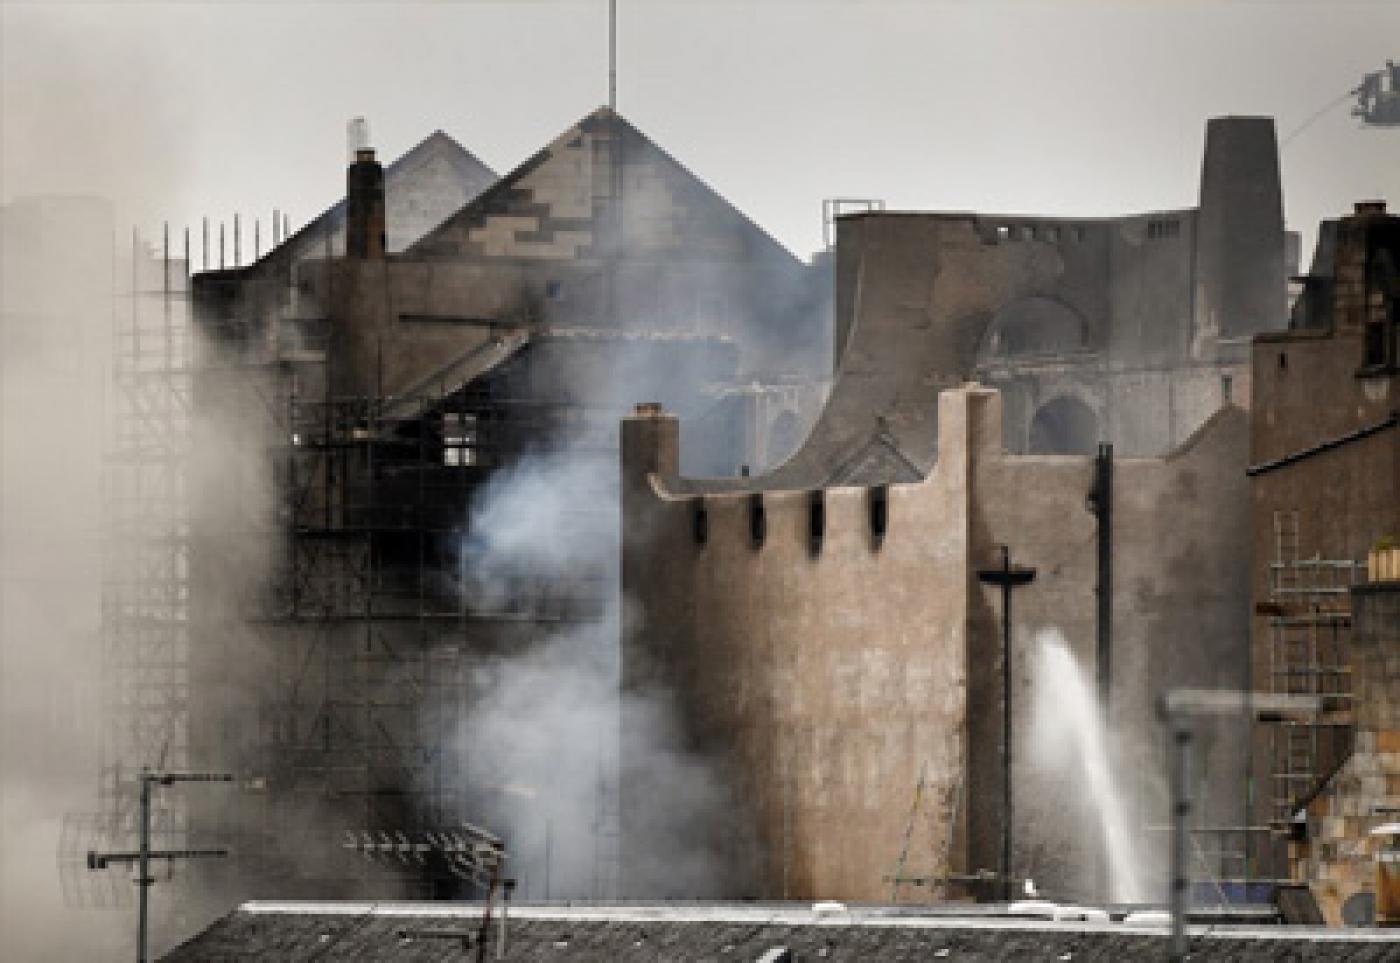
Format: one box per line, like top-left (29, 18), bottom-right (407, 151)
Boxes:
top-left (1146, 219), bottom-right (1179, 241)
top-left (1363, 323), bottom-right (1386, 368)
top-left (807, 490), bottom-right (825, 556)
top-left (869, 485), bottom-right (888, 545)
top-left (442, 412), bottom-right (479, 466)
top-left (982, 297), bottom-right (1087, 359)
top-left (748, 493), bottom-right (766, 549)
top-left (692, 498), bottom-right (708, 546)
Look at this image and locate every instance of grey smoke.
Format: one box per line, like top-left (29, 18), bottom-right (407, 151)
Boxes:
top-left (0, 39), bottom-right (191, 963)
top-left (1, 199), bottom-right (132, 960)
top-left (445, 442), bottom-right (744, 900)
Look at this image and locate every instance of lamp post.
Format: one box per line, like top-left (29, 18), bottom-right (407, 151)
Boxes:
top-left (977, 544), bottom-right (1037, 902)
top-left (1158, 690), bottom-right (1320, 962)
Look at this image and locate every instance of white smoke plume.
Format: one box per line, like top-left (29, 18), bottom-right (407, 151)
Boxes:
top-left (1, 9), bottom-right (197, 954)
top-left (0, 196), bottom-right (131, 960)
top-left (442, 442), bottom-right (743, 900)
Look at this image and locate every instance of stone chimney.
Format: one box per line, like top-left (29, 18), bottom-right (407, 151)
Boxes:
top-left (346, 118), bottom-right (385, 259)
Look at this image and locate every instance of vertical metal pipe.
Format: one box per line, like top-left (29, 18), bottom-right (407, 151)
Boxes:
top-left (234, 213), bottom-right (241, 266)
top-left (1095, 443), bottom-right (1113, 714)
top-left (183, 227), bottom-right (190, 282)
top-left (163, 223), bottom-right (171, 373)
top-left (544, 818), bottom-right (552, 901)
top-left (255, 219), bottom-right (261, 260)
top-left (497, 882), bottom-right (510, 960)
top-left (138, 772), bottom-right (150, 963)
top-left (1092, 443), bottom-right (1114, 901)
top-left (219, 222), bottom-right (225, 270)
top-left (1169, 719), bottom-right (1192, 962)
top-left (608, 0), bottom-right (617, 110)
top-left (202, 217), bottom-right (209, 271)
top-left (273, 208), bottom-right (280, 246)
top-left (475, 866), bottom-right (497, 963)
top-left (979, 547), bottom-right (1034, 902)
top-left (132, 227), bottom-right (139, 366)
top-left (1000, 546), bottom-right (1013, 903)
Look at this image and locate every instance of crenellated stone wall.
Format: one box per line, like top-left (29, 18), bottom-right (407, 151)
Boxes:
top-left (621, 384), bottom-right (1251, 902)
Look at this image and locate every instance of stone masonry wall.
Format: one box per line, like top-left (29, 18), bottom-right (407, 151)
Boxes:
top-left (621, 385), bottom-right (1251, 902)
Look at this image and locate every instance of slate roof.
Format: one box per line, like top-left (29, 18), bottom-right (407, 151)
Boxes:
top-left (407, 106), bottom-right (800, 268)
top-left (163, 901), bottom-right (1400, 961)
top-left (252, 129), bottom-right (497, 269)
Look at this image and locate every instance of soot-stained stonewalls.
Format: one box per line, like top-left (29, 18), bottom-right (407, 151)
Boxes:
top-left (621, 384), bottom-right (1251, 902)
top-left (825, 117), bottom-right (1283, 462)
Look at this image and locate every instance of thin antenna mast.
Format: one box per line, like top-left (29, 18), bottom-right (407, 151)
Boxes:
top-left (608, 0), bottom-right (617, 110)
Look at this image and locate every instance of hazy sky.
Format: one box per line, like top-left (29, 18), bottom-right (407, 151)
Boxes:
top-left (2, 0), bottom-right (1397, 258)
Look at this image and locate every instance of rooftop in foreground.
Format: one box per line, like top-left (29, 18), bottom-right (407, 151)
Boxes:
top-left (164, 900), bottom-right (1400, 961)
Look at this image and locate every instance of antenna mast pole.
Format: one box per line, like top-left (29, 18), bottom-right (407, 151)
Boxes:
top-left (608, 0), bottom-right (617, 110)
top-left (87, 770), bottom-right (234, 962)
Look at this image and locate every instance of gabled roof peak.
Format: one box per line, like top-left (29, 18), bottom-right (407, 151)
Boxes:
top-left (408, 104), bottom-right (798, 262)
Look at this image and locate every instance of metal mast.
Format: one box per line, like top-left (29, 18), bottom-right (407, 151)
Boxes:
top-left (608, 0), bottom-right (617, 110)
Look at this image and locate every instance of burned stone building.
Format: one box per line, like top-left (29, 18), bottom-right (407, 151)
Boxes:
top-left (623, 389), bottom-right (1251, 902)
top-left (116, 87), bottom-right (1397, 924)
top-left (183, 107), bottom-right (830, 901)
top-left (761, 115), bottom-right (1285, 484)
top-left (619, 116), bottom-right (1293, 904)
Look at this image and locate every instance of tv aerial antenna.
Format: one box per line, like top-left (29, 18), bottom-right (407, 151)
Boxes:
top-left (85, 769), bottom-right (234, 963)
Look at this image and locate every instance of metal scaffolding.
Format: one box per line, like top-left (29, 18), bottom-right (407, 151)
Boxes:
top-left (196, 278), bottom-right (616, 897)
top-left (73, 228), bottom-right (194, 909)
top-left (1265, 510), bottom-right (1362, 827)
top-left (78, 197), bottom-right (627, 904)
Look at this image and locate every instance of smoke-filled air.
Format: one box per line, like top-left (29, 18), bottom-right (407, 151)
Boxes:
top-left (5, 1), bottom-right (1400, 957)
top-left (443, 437), bottom-right (747, 900)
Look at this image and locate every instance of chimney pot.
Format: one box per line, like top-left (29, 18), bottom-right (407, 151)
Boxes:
top-left (346, 116), bottom-right (371, 162)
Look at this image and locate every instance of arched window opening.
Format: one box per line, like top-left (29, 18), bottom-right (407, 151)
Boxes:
top-left (980, 297), bottom-right (1088, 361)
top-left (1028, 396), bottom-right (1099, 455)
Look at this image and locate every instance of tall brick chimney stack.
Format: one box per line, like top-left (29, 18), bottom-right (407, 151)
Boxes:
top-left (346, 118), bottom-right (385, 259)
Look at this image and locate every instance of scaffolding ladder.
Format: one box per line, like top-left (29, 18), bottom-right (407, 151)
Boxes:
top-left (1266, 510), bottom-right (1361, 827)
